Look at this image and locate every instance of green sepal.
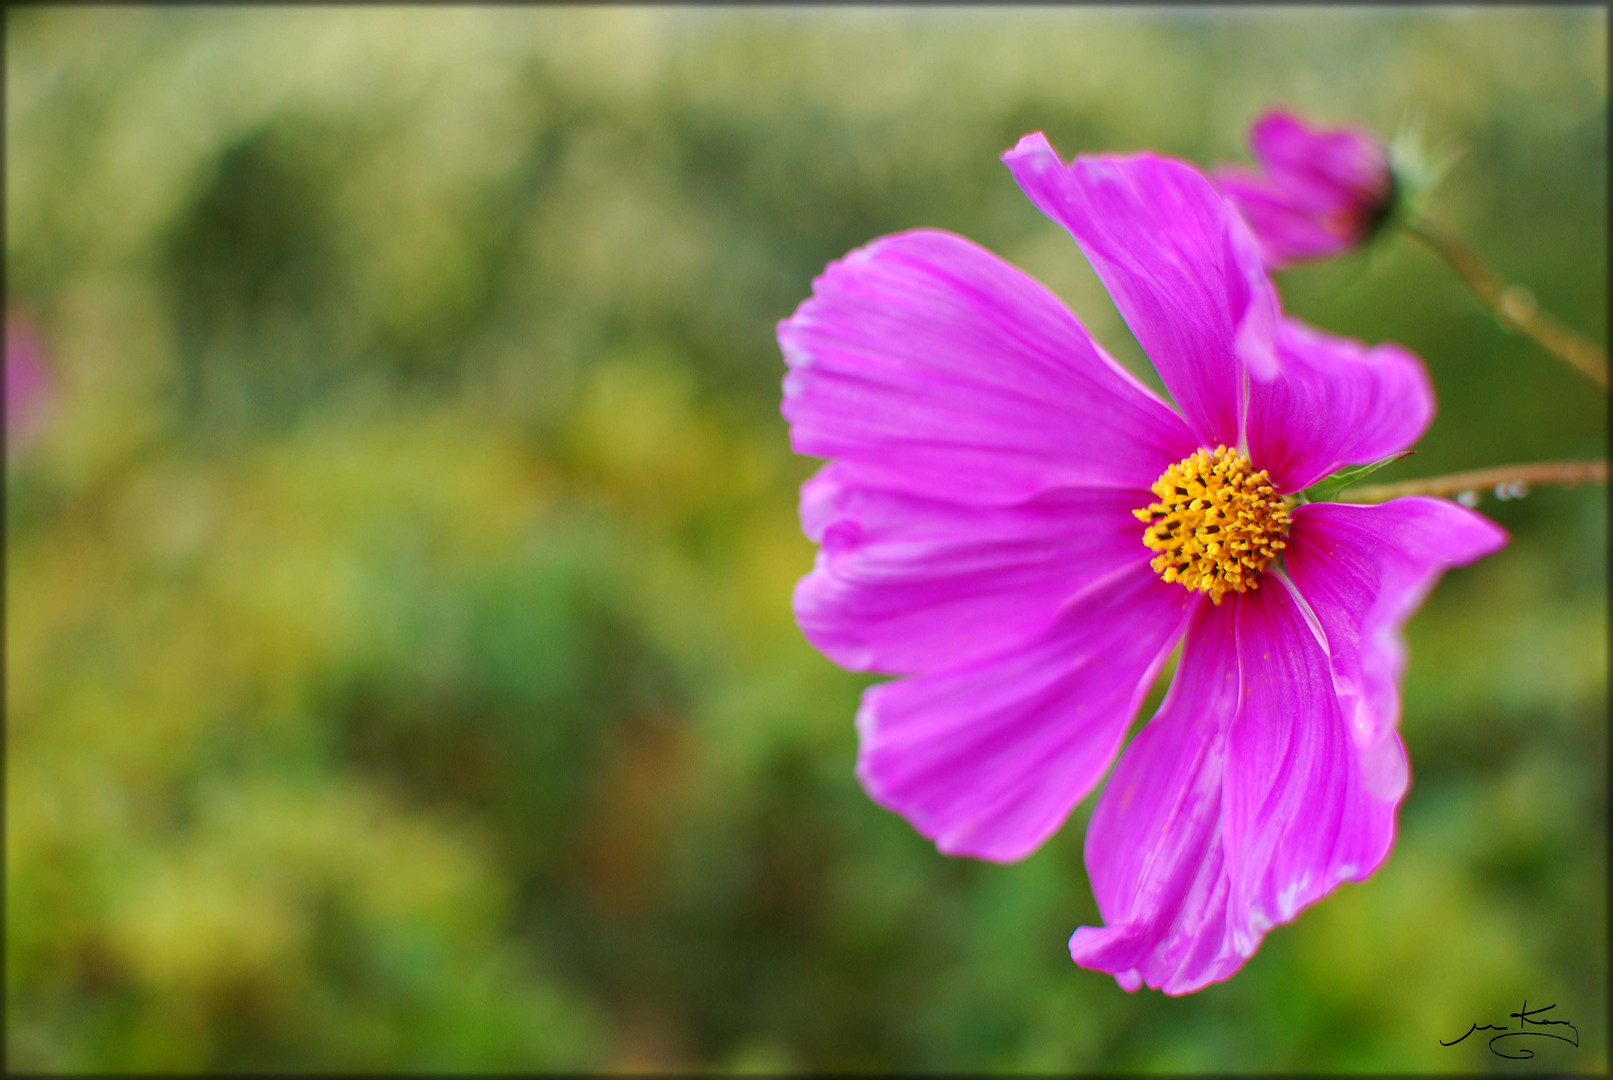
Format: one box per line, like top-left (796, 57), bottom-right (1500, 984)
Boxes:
top-left (1297, 451), bottom-right (1415, 504)
top-left (1387, 110), bottom-right (1461, 225)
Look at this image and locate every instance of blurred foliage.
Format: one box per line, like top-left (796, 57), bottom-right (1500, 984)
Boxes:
top-left (4, 7), bottom-right (1606, 1072)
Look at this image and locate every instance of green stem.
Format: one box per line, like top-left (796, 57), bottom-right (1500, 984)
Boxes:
top-left (1345, 459), bottom-right (1608, 503)
top-left (1403, 216), bottom-right (1608, 390)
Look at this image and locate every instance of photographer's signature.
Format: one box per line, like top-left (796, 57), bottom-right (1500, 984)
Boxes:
top-left (1441, 999), bottom-right (1578, 1060)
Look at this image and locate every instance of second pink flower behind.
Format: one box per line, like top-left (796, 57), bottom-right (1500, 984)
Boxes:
top-left (1212, 109), bottom-right (1397, 270)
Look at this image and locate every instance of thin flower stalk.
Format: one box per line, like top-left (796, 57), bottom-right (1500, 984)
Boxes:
top-left (1404, 216), bottom-right (1608, 390)
top-left (1347, 459), bottom-right (1608, 504)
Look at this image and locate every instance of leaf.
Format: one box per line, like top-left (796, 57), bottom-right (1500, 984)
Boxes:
top-left (1298, 451), bottom-right (1415, 504)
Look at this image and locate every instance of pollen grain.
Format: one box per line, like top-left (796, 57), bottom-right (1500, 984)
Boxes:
top-left (1135, 446), bottom-right (1291, 605)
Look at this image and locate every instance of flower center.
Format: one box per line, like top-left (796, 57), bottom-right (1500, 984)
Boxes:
top-left (1134, 445), bottom-right (1291, 605)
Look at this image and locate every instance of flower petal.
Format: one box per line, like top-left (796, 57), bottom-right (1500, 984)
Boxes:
top-left (1002, 133), bottom-right (1282, 448)
top-left (855, 562), bottom-right (1192, 862)
top-left (1246, 318), bottom-right (1435, 494)
top-left (1281, 498), bottom-right (1508, 797)
top-left (1248, 110), bottom-right (1390, 211)
top-left (1221, 576), bottom-right (1404, 959)
top-left (1070, 598), bottom-right (1246, 995)
top-left (1210, 169), bottom-right (1355, 269)
top-left (779, 229), bottom-right (1197, 504)
top-left (796, 462), bottom-right (1155, 673)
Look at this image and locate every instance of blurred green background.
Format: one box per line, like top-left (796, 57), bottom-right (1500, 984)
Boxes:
top-left (4, 6), bottom-right (1606, 1073)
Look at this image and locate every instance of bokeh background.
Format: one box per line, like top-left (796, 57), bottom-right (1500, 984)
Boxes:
top-left (5, 6), bottom-right (1607, 1073)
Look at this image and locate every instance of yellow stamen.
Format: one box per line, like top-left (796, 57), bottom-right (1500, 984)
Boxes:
top-left (1135, 445), bottom-right (1291, 605)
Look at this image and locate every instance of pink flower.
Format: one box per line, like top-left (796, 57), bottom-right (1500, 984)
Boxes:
top-left (6, 312), bottom-right (52, 455)
top-left (778, 133), bottom-right (1506, 993)
top-left (1212, 110), bottom-right (1395, 270)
